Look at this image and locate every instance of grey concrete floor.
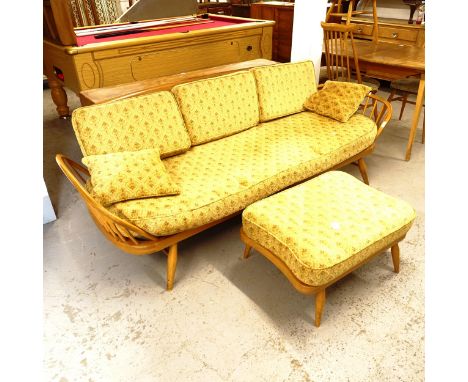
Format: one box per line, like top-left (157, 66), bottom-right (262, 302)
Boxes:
top-left (43, 85), bottom-right (425, 382)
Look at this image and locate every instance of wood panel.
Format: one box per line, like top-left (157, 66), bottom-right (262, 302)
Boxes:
top-left (250, 1), bottom-right (294, 62)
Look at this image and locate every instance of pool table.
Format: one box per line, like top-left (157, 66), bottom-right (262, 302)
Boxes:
top-left (43, 1), bottom-right (274, 118)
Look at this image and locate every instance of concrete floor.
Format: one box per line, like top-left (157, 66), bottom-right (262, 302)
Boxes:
top-left (43, 85), bottom-right (425, 382)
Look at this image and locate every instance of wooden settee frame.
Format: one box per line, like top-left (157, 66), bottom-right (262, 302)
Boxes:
top-left (56, 91), bottom-right (391, 291)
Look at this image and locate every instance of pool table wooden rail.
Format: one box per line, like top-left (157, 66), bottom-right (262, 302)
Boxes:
top-left (43, 0), bottom-right (274, 118)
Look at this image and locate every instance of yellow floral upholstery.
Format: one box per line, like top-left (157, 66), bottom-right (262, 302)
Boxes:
top-left (304, 81), bottom-right (372, 122)
top-left (72, 91), bottom-right (191, 158)
top-left (242, 171), bottom-right (415, 286)
top-left (251, 61), bottom-right (317, 122)
top-left (171, 72), bottom-right (260, 145)
top-left (107, 112), bottom-right (377, 236)
top-left (83, 149), bottom-right (180, 206)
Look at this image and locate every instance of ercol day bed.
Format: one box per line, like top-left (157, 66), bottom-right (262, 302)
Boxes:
top-left (56, 60), bottom-right (392, 290)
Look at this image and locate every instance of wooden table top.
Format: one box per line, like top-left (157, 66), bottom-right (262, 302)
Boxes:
top-left (323, 39), bottom-right (425, 72)
top-left (353, 40), bottom-right (425, 72)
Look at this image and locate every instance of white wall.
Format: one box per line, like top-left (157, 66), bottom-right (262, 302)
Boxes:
top-left (43, 179), bottom-right (56, 224)
top-left (358, 0), bottom-right (409, 20)
top-left (290, 0), bottom-right (328, 83)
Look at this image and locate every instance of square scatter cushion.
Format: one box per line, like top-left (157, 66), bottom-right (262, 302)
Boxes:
top-left (82, 148), bottom-right (180, 206)
top-left (304, 81), bottom-right (371, 122)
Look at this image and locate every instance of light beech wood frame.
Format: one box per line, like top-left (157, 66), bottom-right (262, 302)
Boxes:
top-left (240, 228), bottom-right (404, 327)
top-left (55, 90), bottom-right (391, 290)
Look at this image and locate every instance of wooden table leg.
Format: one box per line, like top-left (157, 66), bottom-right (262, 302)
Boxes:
top-left (405, 73), bottom-right (425, 161)
top-left (46, 75), bottom-right (70, 119)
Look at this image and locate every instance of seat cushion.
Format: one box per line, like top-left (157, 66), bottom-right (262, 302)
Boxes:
top-left (107, 111), bottom-right (377, 236)
top-left (72, 91), bottom-right (191, 158)
top-left (171, 71), bottom-right (260, 145)
top-left (251, 61), bottom-right (317, 122)
top-left (242, 171), bottom-right (416, 286)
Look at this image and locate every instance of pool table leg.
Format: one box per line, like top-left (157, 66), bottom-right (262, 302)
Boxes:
top-left (46, 75), bottom-right (70, 119)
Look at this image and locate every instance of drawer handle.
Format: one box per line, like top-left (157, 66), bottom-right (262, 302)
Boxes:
top-left (357, 28), bottom-right (363, 33)
top-left (392, 32), bottom-right (399, 38)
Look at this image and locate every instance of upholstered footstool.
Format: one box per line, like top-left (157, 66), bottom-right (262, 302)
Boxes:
top-left (240, 171), bottom-right (416, 327)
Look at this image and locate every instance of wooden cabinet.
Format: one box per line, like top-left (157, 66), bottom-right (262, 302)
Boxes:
top-left (250, 1), bottom-right (294, 62)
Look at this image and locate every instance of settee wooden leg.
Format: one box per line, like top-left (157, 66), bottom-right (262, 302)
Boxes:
top-left (243, 244), bottom-right (252, 259)
top-left (166, 244), bottom-right (178, 291)
top-left (391, 244), bottom-right (400, 273)
top-left (357, 158), bottom-right (369, 185)
top-left (315, 289), bottom-right (326, 327)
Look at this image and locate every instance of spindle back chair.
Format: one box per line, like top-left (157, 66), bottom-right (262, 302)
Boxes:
top-left (322, 22), bottom-right (362, 84)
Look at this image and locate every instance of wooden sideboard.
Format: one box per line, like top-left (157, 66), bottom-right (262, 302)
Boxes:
top-left (250, 1), bottom-right (294, 62)
top-left (351, 16), bottom-right (425, 47)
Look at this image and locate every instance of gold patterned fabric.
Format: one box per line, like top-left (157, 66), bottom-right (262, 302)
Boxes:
top-left (242, 171), bottom-right (416, 286)
top-left (83, 149), bottom-right (180, 206)
top-left (304, 81), bottom-right (372, 122)
top-left (108, 112), bottom-right (377, 236)
top-left (171, 72), bottom-right (260, 145)
top-left (72, 91), bottom-right (191, 158)
top-left (251, 61), bottom-right (317, 122)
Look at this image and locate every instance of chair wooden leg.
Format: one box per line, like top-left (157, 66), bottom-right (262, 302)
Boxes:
top-left (357, 158), bottom-right (369, 185)
top-left (399, 92), bottom-right (408, 120)
top-left (315, 289), bottom-right (326, 327)
top-left (391, 244), bottom-right (400, 273)
top-left (387, 88), bottom-right (396, 103)
top-left (166, 244), bottom-right (178, 291)
top-left (243, 244), bottom-right (252, 259)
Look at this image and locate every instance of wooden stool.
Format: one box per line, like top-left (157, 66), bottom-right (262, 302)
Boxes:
top-left (240, 171), bottom-right (415, 327)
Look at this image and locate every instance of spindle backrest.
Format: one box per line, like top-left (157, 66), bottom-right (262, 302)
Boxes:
top-left (321, 22), bottom-right (362, 83)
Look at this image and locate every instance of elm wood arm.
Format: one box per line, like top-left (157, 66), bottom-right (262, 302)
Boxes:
top-left (360, 92), bottom-right (392, 138)
top-left (55, 154), bottom-right (162, 254)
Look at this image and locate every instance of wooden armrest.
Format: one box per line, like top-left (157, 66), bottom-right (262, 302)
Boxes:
top-left (358, 92), bottom-right (392, 138)
top-left (55, 154), bottom-right (160, 253)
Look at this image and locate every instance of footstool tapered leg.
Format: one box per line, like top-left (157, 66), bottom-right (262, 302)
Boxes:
top-left (391, 244), bottom-right (400, 273)
top-left (243, 244), bottom-right (252, 259)
top-left (315, 289), bottom-right (326, 327)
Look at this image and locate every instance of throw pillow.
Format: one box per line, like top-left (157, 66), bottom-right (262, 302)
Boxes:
top-left (304, 81), bottom-right (371, 122)
top-left (83, 148), bottom-right (180, 206)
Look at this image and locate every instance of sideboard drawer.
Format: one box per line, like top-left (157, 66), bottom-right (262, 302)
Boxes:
top-left (378, 26), bottom-right (418, 43)
top-left (354, 24), bottom-right (373, 36)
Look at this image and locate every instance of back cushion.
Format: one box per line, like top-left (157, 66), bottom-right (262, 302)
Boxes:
top-left (171, 71), bottom-right (260, 145)
top-left (72, 91), bottom-right (191, 158)
top-left (251, 61), bottom-right (317, 122)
